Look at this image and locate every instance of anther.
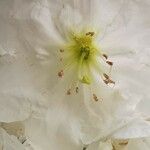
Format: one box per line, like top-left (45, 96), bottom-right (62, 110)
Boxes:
top-left (103, 79), bottom-right (109, 85)
top-left (102, 54), bottom-right (108, 59)
top-left (58, 70), bottom-right (64, 78)
top-left (86, 32), bottom-right (95, 36)
top-left (76, 87), bottom-right (79, 93)
top-left (60, 58), bottom-right (63, 61)
top-left (108, 79), bottom-right (115, 84)
top-left (60, 49), bottom-right (64, 53)
top-left (106, 61), bottom-right (113, 66)
top-left (67, 89), bottom-right (71, 95)
top-left (93, 94), bottom-right (98, 101)
top-left (103, 73), bottom-right (109, 79)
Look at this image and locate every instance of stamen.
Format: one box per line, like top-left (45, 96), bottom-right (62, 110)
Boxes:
top-left (103, 79), bottom-right (109, 85)
top-left (60, 49), bottom-right (64, 53)
top-left (67, 89), bottom-right (71, 95)
top-left (103, 73), bottom-right (109, 79)
top-left (103, 78), bottom-right (115, 85)
top-left (108, 79), bottom-right (115, 84)
top-left (75, 87), bottom-right (79, 93)
top-left (106, 61), bottom-right (113, 66)
top-left (102, 54), bottom-right (108, 59)
top-left (93, 93), bottom-right (98, 101)
top-left (86, 32), bottom-right (95, 36)
top-left (58, 70), bottom-right (64, 78)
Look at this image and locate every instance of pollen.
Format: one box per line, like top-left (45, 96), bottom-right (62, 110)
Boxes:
top-left (93, 93), bottom-right (99, 101)
top-left (58, 70), bottom-right (64, 78)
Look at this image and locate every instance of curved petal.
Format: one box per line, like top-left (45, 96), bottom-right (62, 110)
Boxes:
top-left (111, 52), bottom-right (150, 118)
top-left (100, 0), bottom-right (150, 55)
top-left (24, 117), bottom-right (83, 150)
top-left (112, 120), bottom-right (150, 139)
top-left (0, 92), bottom-right (31, 122)
top-left (80, 84), bottom-right (141, 144)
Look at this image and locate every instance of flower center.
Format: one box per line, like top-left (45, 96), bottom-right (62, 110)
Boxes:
top-left (58, 30), bottom-right (115, 98)
top-left (72, 32), bottom-right (97, 63)
top-left (64, 31), bottom-right (98, 84)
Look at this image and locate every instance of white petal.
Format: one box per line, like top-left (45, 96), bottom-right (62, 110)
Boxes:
top-left (112, 120), bottom-right (150, 139)
top-left (111, 53), bottom-right (150, 118)
top-left (0, 92), bottom-right (30, 122)
top-left (24, 117), bottom-right (83, 150)
top-left (80, 80), bottom-right (142, 144)
top-left (100, 0), bottom-right (150, 55)
top-left (12, 0), bottom-right (63, 46)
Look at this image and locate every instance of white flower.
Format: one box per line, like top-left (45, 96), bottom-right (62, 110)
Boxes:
top-left (0, 0), bottom-right (150, 149)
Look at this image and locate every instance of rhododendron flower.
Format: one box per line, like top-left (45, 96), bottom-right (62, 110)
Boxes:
top-left (0, 0), bottom-right (150, 149)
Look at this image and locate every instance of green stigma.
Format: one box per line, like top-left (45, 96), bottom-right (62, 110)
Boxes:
top-left (80, 75), bottom-right (91, 84)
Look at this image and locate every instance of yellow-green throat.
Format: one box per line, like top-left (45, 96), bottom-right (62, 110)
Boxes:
top-left (57, 30), bottom-right (115, 98)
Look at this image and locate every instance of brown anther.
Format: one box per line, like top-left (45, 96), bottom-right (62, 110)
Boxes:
top-left (60, 58), bottom-right (63, 61)
top-left (67, 89), bottom-right (71, 95)
top-left (93, 94), bottom-right (98, 101)
top-left (75, 87), bottom-right (79, 93)
top-left (60, 49), bottom-right (64, 53)
top-left (86, 32), bottom-right (95, 36)
top-left (103, 79), bottom-right (109, 85)
top-left (106, 61), bottom-right (113, 66)
top-left (103, 73), bottom-right (109, 79)
top-left (108, 79), bottom-right (115, 84)
top-left (102, 54), bottom-right (108, 59)
top-left (58, 70), bottom-right (64, 78)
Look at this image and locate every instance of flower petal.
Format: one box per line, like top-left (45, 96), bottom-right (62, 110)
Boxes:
top-left (0, 92), bottom-right (30, 122)
top-left (112, 120), bottom-right (150, 139)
